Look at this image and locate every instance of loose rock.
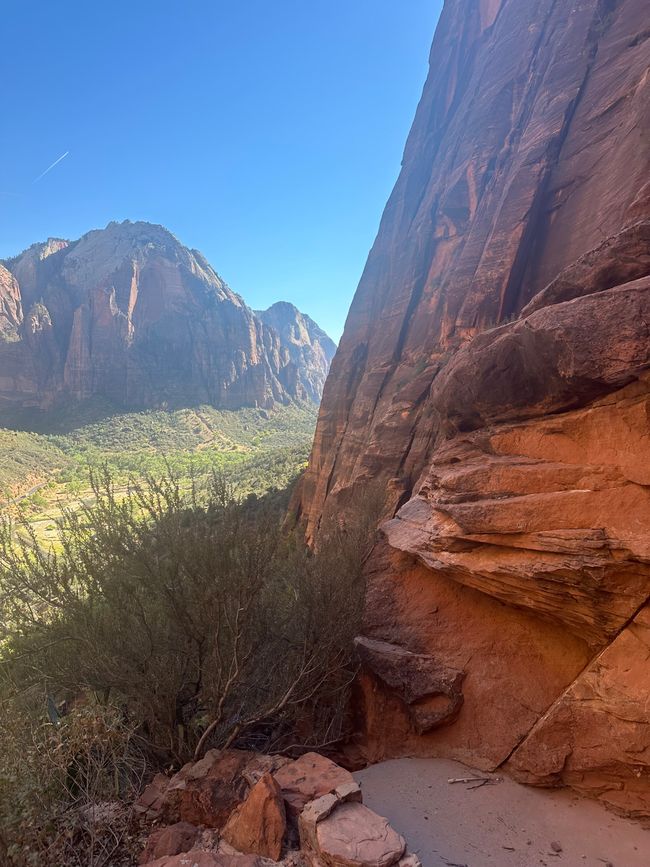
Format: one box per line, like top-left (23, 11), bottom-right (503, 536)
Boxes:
top-left (222, 773), bottom-right (287, 861)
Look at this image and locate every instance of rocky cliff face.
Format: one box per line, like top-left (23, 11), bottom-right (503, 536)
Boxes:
top-left (0, 221), bottom-right (334, 415)
top-left (295, 0), bottom-right (650, 816)
top-left (257, 302), bottom-right (336, 404)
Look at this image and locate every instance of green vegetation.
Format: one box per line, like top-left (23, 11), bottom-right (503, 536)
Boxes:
top-left (0, 429), bottom-right (68, 494)
top-left (0, 401), bottom-right (319, 541)
top-left (0, 472), bottom-right (380, 866)
top-left (0, 399), bottom-right (358, 865)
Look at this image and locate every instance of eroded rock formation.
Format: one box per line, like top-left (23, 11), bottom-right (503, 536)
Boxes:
top-left (136, 748), bottom-right (420, 867)
top-left (0, 221), bottom-right (335, 415)
top-left (294, 0), bottom-right (650, 816)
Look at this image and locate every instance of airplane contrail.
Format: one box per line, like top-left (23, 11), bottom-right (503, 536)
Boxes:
top-left (32, 150), bottom-right (70, 184)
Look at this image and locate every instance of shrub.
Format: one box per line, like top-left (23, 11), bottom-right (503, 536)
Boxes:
top-left (0, 695), bottom-right (145, 867)
top-left (0, 469), bottom-right (380, 861)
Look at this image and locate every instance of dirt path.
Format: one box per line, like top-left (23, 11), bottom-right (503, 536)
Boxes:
top-left (3, 480), bottom-right (47, 505)
top-left (354, 758), bottom-right (649, 867)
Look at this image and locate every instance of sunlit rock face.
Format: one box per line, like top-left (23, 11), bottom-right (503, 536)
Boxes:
top-left (257, 301), bottom-right (336, 404)
top-left (294, 0), bottom-right (650, 815)
top-left (0, 221), bottom-right (335, 414)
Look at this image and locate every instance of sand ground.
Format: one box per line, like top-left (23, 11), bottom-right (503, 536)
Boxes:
top-left (354, 758), bottom-right (649, 867)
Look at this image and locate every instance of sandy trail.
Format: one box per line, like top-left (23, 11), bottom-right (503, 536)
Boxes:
top-left (354, 758), bottom-right (649, 867)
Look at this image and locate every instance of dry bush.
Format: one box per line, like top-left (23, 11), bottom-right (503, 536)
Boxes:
top-left (0, 694), bottom-right (145, 867)
top-left (0, 469), bottom-right (382, 860)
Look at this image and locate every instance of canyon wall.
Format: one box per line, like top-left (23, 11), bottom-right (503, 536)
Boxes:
top-left (294, 0), bottom-right (650, 816)
top-left (0, 221), bottom-right (335, 416)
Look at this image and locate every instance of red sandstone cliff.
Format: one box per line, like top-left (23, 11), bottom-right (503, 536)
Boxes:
top-left (295, 0), bottom-right (650, 816)
top-left (0, 221), bottom-right (335, 416)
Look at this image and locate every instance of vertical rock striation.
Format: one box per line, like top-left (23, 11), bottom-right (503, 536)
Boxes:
top-left (0, 221), bottom-right (335, 415)
top-left (294, 0), bottom-right (650, 816)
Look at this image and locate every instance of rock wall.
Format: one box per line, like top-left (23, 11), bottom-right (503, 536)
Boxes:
top-left (294, 0), bottom-right (650, 816)
top-left (0, 222), bottom-right (335, 415)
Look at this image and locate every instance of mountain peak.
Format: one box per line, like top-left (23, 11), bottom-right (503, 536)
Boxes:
top-left (0, 222), bottom-right (335, 414)
top-left (101, 219), bottom-right (181, 245)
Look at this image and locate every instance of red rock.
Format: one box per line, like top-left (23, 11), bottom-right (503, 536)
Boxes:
top-left (221, 773), bottom-right (287, 860)
top-left (292, 0), bottom-right (650, 817)
top-left (140, 822), bottom-right (199, 864)
top-left (162, 749), bottom-right (287, 829)
top-left (357, 538), bottom-right (591, 771)
top-left (0, 221), bottom-right (334, 414)
top-left (295, 0), bottom-right (650, 541)
top-left (273, 753), bottom-right (356, 817)
top-left (521, 220), bottom-right (650, 317)
top-left (145, 851), bottom-right (264, 867)
top-left (355, 637), bottom-right (463, 734)
top-left (136, 773), bottom-right (171, 820)
top-left (299, 785), bottom-right (363, 853)
top-left (298, 793), bottom-right (340, 853)
top-left (508, 604), bottom-right (650, 818)
top-left (313, 802), bottom-right (405, 867)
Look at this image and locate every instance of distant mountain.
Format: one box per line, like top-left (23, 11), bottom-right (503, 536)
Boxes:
top-left (0, 221), bottom-right (335, 415)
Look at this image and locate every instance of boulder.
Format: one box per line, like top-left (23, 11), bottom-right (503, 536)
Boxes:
top-left (313, 802), bottom-right (405, 867)
top-left (298, 782), bottom-right (362, 854)
top-left (221, 773), bottom-right (287, 860)
top-left (140, 822), bottom-right (199, 864)
top-left (274, 753), bottom-right (357, 818)
top-left (163, 750), bottom-right (287, 828)
top-left (355, 636), bottom-right (464, 733)
top-left (136, 751), bottom-right (416, 867)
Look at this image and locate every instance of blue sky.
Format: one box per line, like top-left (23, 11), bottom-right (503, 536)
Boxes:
top-left (1, 1), bottom-right (442, 341)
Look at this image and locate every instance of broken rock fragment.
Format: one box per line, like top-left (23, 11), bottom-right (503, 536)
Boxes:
top-left (221, 772), bottom-right (287, 861)
top-left (314, 801), bottom-right (406, 867)
top-left (274, 753), bottom-right (356, 817)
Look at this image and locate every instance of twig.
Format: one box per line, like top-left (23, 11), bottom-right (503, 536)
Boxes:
top-left (467, 778), bottom-right (496, 790)
top-left (447, 776), bottom-right (491, 784)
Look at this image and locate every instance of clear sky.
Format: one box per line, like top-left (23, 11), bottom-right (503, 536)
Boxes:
top-left (1, 1), bottom-right (442, 341)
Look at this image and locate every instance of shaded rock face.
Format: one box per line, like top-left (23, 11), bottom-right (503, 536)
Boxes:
top-left (0, 221), bottom-right (335, 414)
top-left (0, 264), bottom-right (22, 341)
top-left (354, 636), bottom-right (464, 735)
top-left (294, 0), bottom-right (650, 816)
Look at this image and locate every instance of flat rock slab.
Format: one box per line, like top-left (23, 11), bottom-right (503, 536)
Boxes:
top-left (315, 802), bottom-right (406, 867)
top-left (274, 752), bottom-right (356, 817)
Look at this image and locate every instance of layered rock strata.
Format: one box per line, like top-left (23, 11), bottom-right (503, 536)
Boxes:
top-left (294, 0), bottom-right (650, 816)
